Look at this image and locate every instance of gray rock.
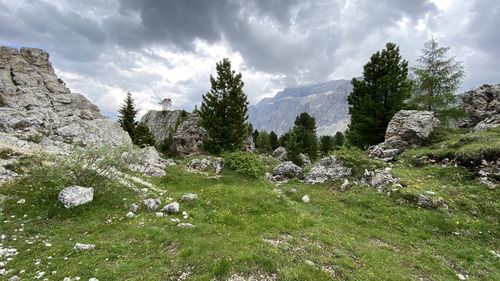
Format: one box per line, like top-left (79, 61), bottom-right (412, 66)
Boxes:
top-left (384, 110), bottom-right (441, 150)
top-left (129, 203), bottom-right (140, 213)
top-left (299, 153), bottom-right (311, 166)
top-left (187, 157), bottom-right (223, 174)
top-left (272, 147), bottom-right (288, 161)
top-left (269, 161), bottom-right (303, 182)
top-left (143, 198), bottom-right (161, 212)
top-left (140, 109), bottom-right (184, 146)
top-left (170, 114), bottom-right (207, 156)
top-left (458, 84), bottom-right (500, 131)
top-left (161, 202), bottom-right (180, 214)
top-left (155, 212), bottom-right (164, 218)
top-left (58, 186), bottom-right (94, 208)
top-left (244, 135), bottom-right (256, 152)
top-left (302, 195), bottom-right (310, 203)
top-left (89, 278), bottom-right (99, 281)
top-left (9, 276), bottom-right (20, 281)
top-left (305, 156), bottom-right (351, 184)
top-left (180, 193), bottom-right (198, 202)
top-left (363, 169), bottom-right (400, 192)
top-left (125, 146), bottom-right (169, 177)
top-left (417, 194), bottom-right (449, 210)
top-left (177, 223), bottom-right (195, 228)
top-left (125, 212), bottom-right (135, 219)
top-left (74, 243), bottom-right (95, 250)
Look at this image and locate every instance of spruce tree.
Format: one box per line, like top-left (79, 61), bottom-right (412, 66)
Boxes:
top-left (255, 130), bottom-right (272, 153)
top-left (333, 131), bottom-right (345, 147)
top-left (319, 135), bottom-right (334, 155)
top-left (199, 58), bottom-right (249, 154)
top-left (346, 43), bottom-right (412, 148)
top-left (269, 131), bottom-right (279, 150)
top-left (410, 38), bottom-right (465, 123)
top-left (118, 92), bottom-right (138, 141)
top-left (293, 112), bottom-right (318, 160)
top-left (252, 129), bottom-right (260, 143)
top-left (133, 123), bottom-right (156, 147)
top-left (285, 131), bottom-right (303, 166)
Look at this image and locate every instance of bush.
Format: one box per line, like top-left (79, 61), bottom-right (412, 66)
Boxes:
top-left (222, 151), bottom-right (267, 178)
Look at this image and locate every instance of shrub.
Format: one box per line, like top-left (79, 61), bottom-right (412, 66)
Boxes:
top-left (222, 151), bottom-right (267, 178)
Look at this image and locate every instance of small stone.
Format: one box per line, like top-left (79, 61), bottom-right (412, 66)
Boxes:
top-left (305, 260), bottom-right (315, 266)
top-left (457, 273), bottom-right (467, 280)
top-left (425, 191), bottom-right (436, 195)
top-left (143, 198), bottom-right (161, 212)
top-left (161, 202), bottom-right (180, 214)
top-left (177, 223), bottom-right (195, 228)
top-left (125, 212), bottom-right (135, 219)
top-left (180, 193), bottom-right (198, 202)
top-left (74, 243), bottom-right (95, 250)
top-left (0, 269), bottom-right (5, 275)
top-left (45, 242), bottom-right (52, 247)
top-left (63, 278), bottom-right (71, 281)
top-left (16, 199), bottom-right (26, 204)
top-left (302, 195), bottom-right (310, 203)
top-left (155, 212), bottom-right (164, 218)
top-left (89, 278), bottom-right (99, 281)
top-left (0, 261), bottom-right (4, 268)
top-left (169, 218), bottom-right (180, 223)
top-left (129, 203), bottom-right (140, 213)
top-left (182, 211), bottom-right (189, 219)
top-left (9, 276), bottom-right (20, 281)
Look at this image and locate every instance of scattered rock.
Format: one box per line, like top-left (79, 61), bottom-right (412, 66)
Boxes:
top-left (268, 161), bottom-right (303, 182)
top-left (180, 193), bottom-right (198, 202)
top-left (143, 198), bottom-right (161, 212)
top-left (58, 186), bottom-right (94, 208)
top-left (177, 223), bottom-right (195, 229)
top-left (9, 276), bottom-right (20, 281)
top-left (125, 146), bottom-right (170, 177)
top-left (362, 169), bottom-right (401, 192)
top-left (305, 156), bottom-right (351, 184)
top-left (458, 84), bottom-right (500, 131)
top-left (299, 153), bottom-right (311, 166)
top-left (161, 202), bottom-right (180, 214)
top-left (73, 243), bottom-right (95, 251)
top-left (125, 212), bottom-right (135, 219)
top-left (272, 147), bottom-right (288, 161)
top-left (89, 278), bottom-right (99, 281)
top-left (182, 211), bottom-right (189, 219)
top-left (186, 157), bottom-right (223, 174)
top-left (129, 203), bottom-right (140, 213)
top-left (16, 199), bottom-right (25, 204)
top-left (155, 212), bottom-right (164, 218)
top-left (302, 195), bottom-right (310, 203)
top-left (417, 194), bottom-right (449, 211)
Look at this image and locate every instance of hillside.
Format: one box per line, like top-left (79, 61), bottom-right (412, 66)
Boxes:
top-left (248, 80), bottom-right (352, 136)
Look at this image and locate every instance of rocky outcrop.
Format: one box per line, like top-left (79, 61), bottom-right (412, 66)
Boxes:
top-left (125, 146), bottom-right (174, 177)
top-left (362, 168), bottom-right (402, 193)
top-left (0, 47), bottom-right (131, 152)
top-left (458, 84), bottom-right (500, 131)
top-left (170, 114), bottom-right (207, 156)
top-left (368, 110), bottom-right (440, 161)
top-left (243, 135), bottom-right (256, 152)
top-left (304, 156), bottom-right (351, 184)
top-left (140, 109), bottom-right (185, 146)
top-left (186, 157), bottom-right (223, 174)
top-left (273, 147), bottom-right (288, 161)
top-left (267, 161), bottom-right (303, 182)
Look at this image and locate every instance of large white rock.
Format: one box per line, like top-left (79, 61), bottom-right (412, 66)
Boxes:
top-left (58, 186), bottom-right (94, 208)
top-left (305, 156), bottom-right (351, 184)
top-left (458, 84), bottom-right (500, 131)
top-left (384, 110), bottom-right (441, 150)
top-left (268, 161), bottom-right (303, 182)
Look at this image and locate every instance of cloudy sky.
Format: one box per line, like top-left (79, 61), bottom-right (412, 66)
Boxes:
top-left (1, 0), bottom-right (498, 118)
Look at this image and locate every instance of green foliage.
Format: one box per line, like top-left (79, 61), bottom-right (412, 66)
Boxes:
top-left (330, 146), bottom-right (386, 178)
top-left (284, 131), bottom-right (303, 166)
top-left (255, 130), bottom-right (272, 153)
top-left (333, 131), bottom-right (345, 147)
top-left (117, 92), bottom-right (138, 140)
top-left (222, 151), bottom-right (267, 178)
top-left (347, 43), bottom-right (412, 148)
top-left (252, 129), bottom-right (259, 143)
top-left (269, 131), bottom-right (279, 150)
top-left (410, 38), bottom-right (465, 124)
top-left (319, 135), bottom-right (334, 156)
top-left (292, 112), bottom-right (318, 160)
top-left (133, 123), bottom-right (156, 147)
top-left (199, 58), bottom-right (249, 154)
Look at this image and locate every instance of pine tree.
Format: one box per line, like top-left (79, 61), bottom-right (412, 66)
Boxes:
top-left (285, 131), bottom-right (303, 166)
top-left (319, 135), bottom-right (334, 155)
top-left (269, 131), bottom-right (279, 150)
top-left (346, 43), bottom-right (412, 148)
top-left (117, 92), bottom-right (138, 141)
top-left (410, 38), bottom-right (465, 123)
top-left (252, 129), bottom-right (260, 143)
top-left (293, 112), bottom-right (318, 160)
top-left (199, 58), bottom-right (249, 154)
top-left (333, 131), bottom-right (345, 147)
top-left (133, 123), bottom-right (156, 147)
top-left (255, 130), bottom-right (272, 153)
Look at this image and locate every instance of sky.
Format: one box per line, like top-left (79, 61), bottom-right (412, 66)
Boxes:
top-left (1, 0), bottom-right (499, 118)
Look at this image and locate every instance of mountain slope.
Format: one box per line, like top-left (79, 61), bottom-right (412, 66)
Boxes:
top-left (248, 79), bottom-right (352, 136)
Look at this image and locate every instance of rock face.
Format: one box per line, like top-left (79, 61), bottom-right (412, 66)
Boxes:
top-left (140, 110), bottom-right (184, 146)
top-left (268, 161), bottom-right (303, 182)
top-left (458, 84), bottom-right (500, 131)
top-left (249, 79), bottom-right (352, 136)
top-left (0, 46), bottom-right (131, 152)
top-left (305, 156), bottom-right (351, 184)
top-left (58, 186), bottom-right (94, 208)
top-left (170, 114), bottom-right (207, 156)
top-left (369, 110), bottom-right (440, 161)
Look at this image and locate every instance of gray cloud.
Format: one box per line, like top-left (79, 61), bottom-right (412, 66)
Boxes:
top-left (0, 0), bottom-right (498, 117)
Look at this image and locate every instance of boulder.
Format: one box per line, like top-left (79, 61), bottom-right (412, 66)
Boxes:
top-left (143, 198), bottom-right (161, 212)
top-left (273, 147), bottom-right (288, 161)
top-left (302, 195), bottom-right (310, 203)
top-left (458, 84), bottom-right (500, 131)
top-left (362, 169), bottom-right (401, 192)
top-left (170, 114), bottom-right (207, 156)
top-left (268, 161), bottom-right (303, 182)
top-left (187, 157), bottom-right (223, 174)
top-left (140, 110), bottom-right (185, 146)
top-left (125, 146), bottom-right (172, 177)
top-left (58, 186), bottom-right (94, 208)
top-left (304, 156), bottom-right (351, 184)
top-left (244, 135), bottom-right (256, 152)
top-left (180, 193), bottom-right (198, 202)
top-left (161, 201), bottom-right (180, 214)
top-left (73, 243), bottom-right (95, 250)
top-left (299, 153), bottom-right (311, 166)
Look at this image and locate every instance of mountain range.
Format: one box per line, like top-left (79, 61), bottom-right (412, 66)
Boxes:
top-left (248, 79), bottom-right (353, 136)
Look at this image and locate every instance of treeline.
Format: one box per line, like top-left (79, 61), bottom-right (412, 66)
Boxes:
top-left (116, 37), bottom-right (465, 161)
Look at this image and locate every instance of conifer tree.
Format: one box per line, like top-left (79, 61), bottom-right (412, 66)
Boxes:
top-left (333, 131), bottom-right (345, 147)
top-left (255, 130), bottom-right (272, 153)
top-left (118, 92), bottom-right (138, 141)
top-left (199, 58), bottom-right (249, 154)
top-left (269, 131), bottom-right (279, 150)
top-left (285, 131), bottom-right (303, 166)
top-left (252, 129), bottom-right (260, 143)
top-left (346, 43), bottom-right (412, 148)
top-left (319, 135), bottom-right (334, 155)
top-left (133, 123), bottom-right (156, 147)
top-left (410, 38), bottom-right (465, 123)
top-left (293, 112), bottom-right (318, 160)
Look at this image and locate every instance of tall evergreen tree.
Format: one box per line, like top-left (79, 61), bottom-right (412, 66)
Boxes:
top-left (118, 92), bottom-right (138, 141)
top-left (293, 112), bottom-right (318, 160)
top-left (133, 123), bottom-right (156, 147)
top-left (199, 58), bottom-right (249, 154)
top-left (410, 38), bottom-right (465, 122)
top-left (285, 131), bottom-right (303, 166)
top-left (269, 131), bottom-right (279, 150)
top-left (252, 129), bottom-right (260, 143)
top-left (347, 43), bottom-right (412, 148)
top-left (333, 131), bottom-right (345, 147)
top-left (255, 130), bottom-right (272, 153)
top-left (319, 135), bottom-right (334, 155)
